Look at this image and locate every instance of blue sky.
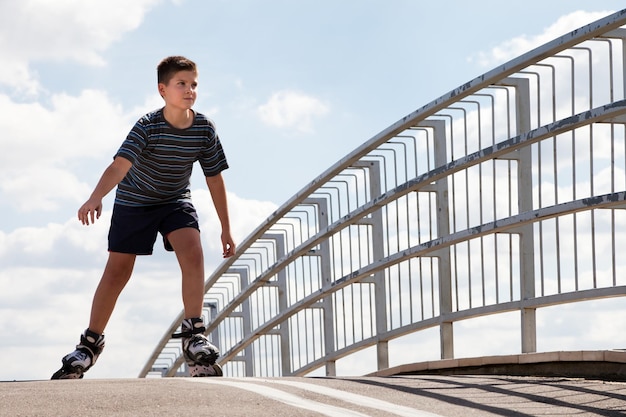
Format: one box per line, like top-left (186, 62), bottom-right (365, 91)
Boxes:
top-left (0, 1), bottom-right (623, 381)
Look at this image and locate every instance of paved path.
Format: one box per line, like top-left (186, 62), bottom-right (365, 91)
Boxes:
top-left (1, 375), bottom-right (625, 416)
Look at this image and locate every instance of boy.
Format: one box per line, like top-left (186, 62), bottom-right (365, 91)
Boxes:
top-left (52, 56), bottom-right (235, 379)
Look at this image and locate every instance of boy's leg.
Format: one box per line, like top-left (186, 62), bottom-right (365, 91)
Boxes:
top-left (167, 227), bottom-right (222, 376)
top-left (51, 252), bottom-right (135, 379)
top-left (89, 252), bottom-right (136, 334)
top-left (167, 227), bottom-right (205, 318)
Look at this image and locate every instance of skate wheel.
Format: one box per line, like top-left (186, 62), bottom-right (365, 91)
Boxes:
top-left (51, 367), bottom-right (84, 380)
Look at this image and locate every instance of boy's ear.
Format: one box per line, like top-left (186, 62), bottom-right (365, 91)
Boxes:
top-left (158, 82), bottom-right (166, 97)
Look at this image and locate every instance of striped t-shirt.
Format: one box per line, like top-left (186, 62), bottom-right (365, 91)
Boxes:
top-left (114, 108), bottom-right (229, 206)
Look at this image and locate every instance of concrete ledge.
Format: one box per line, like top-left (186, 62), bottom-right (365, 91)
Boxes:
top-left (368, 350), bottom-right (626, 381)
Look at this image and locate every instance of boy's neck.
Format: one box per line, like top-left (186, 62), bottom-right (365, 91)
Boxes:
top-left (163, 106), bottom-right (194, 129)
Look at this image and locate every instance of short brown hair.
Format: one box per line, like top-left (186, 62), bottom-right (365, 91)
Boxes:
top-left (157, 56), bottom-right (197, 84)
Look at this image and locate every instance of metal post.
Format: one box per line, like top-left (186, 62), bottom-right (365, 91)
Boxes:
top-left (498, 77), bottom-right (537, 353)
top-left (262, 234), bottom-right (291, 375)
top-left (228, 268), bottom-right (255, 375)
top-left (304, 198), bottom-right (336, 376)
top-left (422, 120), bottom-right (454, 359)
top-left (204, 302), bottom-right (221, 353)
top-left (354, 161), bottom-right (389, 370)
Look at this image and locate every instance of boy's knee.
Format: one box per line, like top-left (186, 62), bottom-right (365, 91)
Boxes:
top-left (103, 254), bottom-right (135, 280)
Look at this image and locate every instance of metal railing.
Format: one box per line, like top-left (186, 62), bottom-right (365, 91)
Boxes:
top-left (140, 9), bottom-right (626, 378)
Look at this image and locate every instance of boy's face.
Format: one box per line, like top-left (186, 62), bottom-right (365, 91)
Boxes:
top-left (158, 70), bottom-right (198, 110)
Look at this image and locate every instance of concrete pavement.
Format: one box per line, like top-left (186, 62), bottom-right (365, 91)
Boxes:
top-left (2, 375), bottom-right (625, 417)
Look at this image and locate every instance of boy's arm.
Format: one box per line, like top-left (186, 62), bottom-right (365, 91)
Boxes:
top-left (205, 173), bottom-right (236, 258)
top-left (78, 156), bottom-right (132, 225)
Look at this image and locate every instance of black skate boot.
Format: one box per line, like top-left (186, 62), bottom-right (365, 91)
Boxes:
top-left (51, 329), bottom-right (105, 380)
top-left (172, 317), bottom-right (222, 377)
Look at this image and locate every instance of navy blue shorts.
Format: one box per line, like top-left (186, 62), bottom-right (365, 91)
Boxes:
top-left (108, 202), bottom-right (200, 255)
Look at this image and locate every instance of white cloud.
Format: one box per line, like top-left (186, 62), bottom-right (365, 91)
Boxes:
top-left (2, 167), bottom-right (94, 212)
top-left (470, 11), bottom-right (613, 68)
top-left (257, 90), bottom-right (329, 133)
top-left (0, 90), bottom-right (129, 165)
top-left (194, 188), bottom-right (278, 252)
top-left (1, 215), bottom-right (107, 257)
top-left (0, 90), bottom-right (132, 213)
top-left (0, 0), bottom-right (161, 94)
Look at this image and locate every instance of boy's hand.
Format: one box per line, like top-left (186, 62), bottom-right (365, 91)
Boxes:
top-left (78, 198), bottom-right (103, 225)
top-left (222, 232), bottom-right (236, 258)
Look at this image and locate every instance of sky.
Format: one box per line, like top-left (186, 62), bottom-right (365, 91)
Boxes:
top-left (0, 0), bottom-right (625, 381)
